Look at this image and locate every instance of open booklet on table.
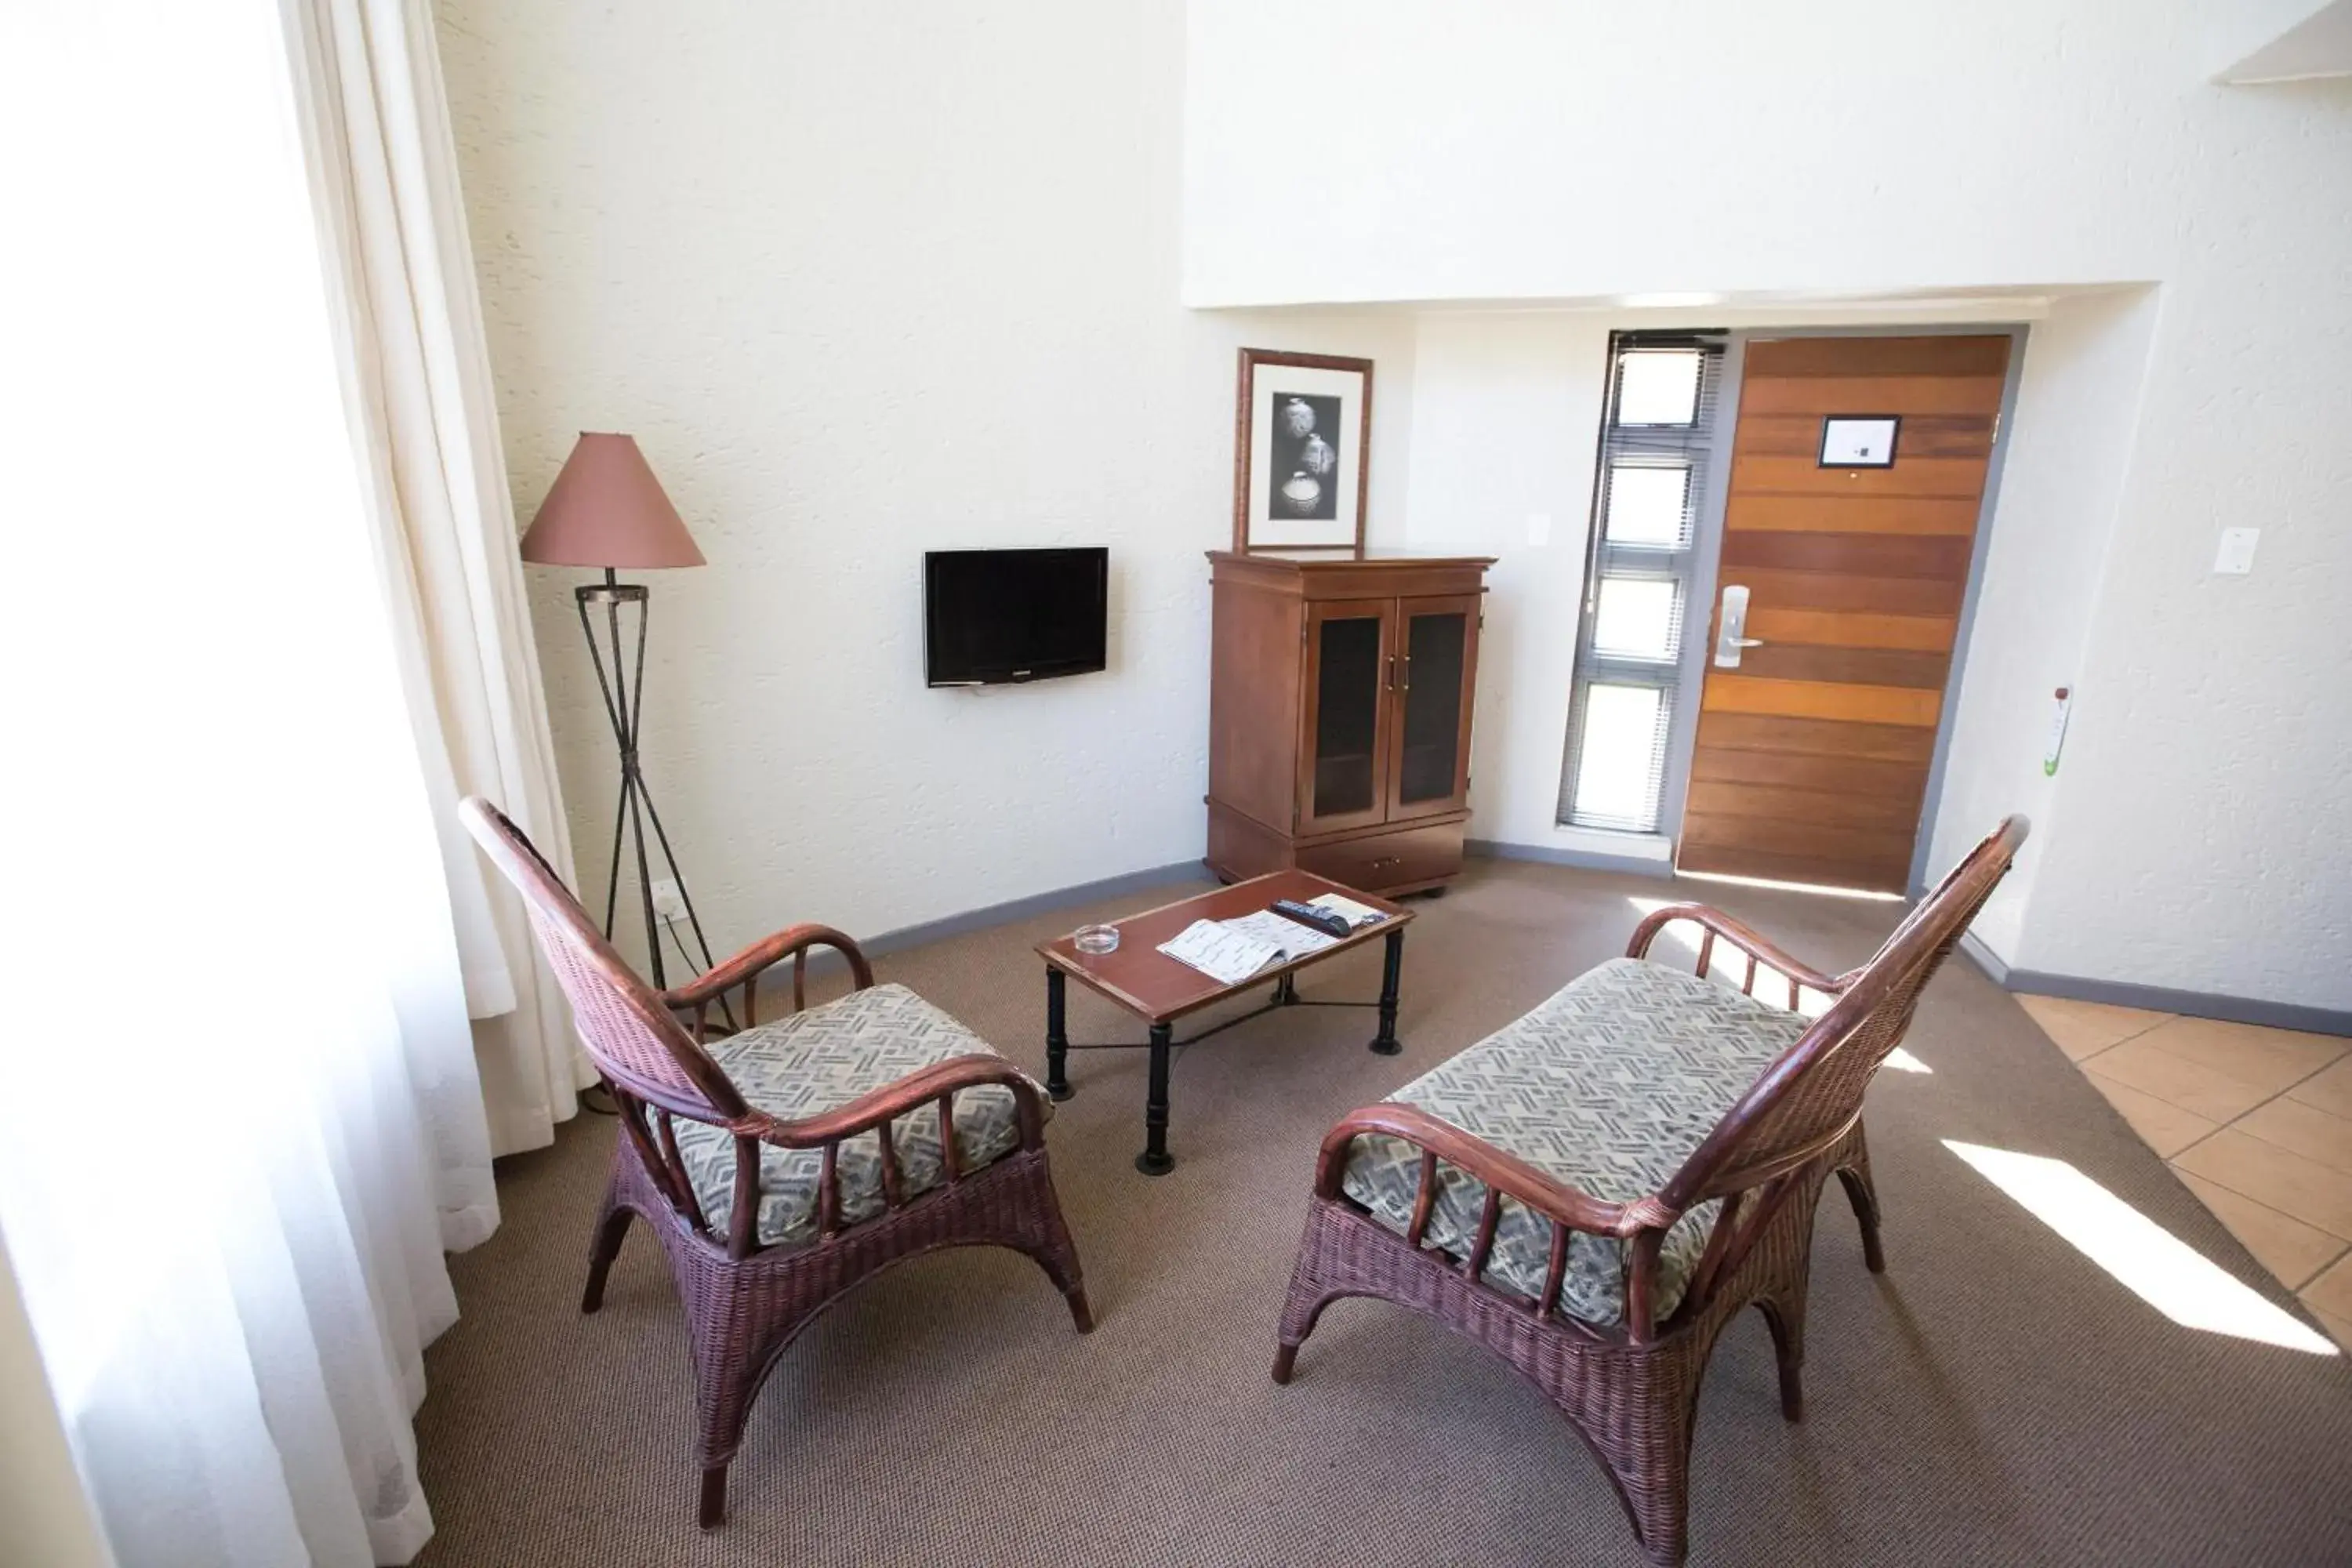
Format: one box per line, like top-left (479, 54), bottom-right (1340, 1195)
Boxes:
top-left (1155, 895), bottom-right (1391, 985)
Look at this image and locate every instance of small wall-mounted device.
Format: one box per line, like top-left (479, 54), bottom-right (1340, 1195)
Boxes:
top-left (2043, 687), bottom-right (2071, 776)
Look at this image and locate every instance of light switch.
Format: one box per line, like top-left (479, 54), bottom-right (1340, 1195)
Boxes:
top-left (1526, 511), bottom-right (1552, 546)
top-left (2214, 527), bottom-right (2259, 575)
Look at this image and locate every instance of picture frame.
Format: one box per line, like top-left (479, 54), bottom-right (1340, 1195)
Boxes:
top-left (1819, 415), bottom-right (1900, 468)
top-left (1232, 347), bottom-right (1373, 553)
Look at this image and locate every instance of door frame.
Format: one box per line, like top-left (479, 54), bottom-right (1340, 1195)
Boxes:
top-left (1659, 323), bottom-right (2031, 895)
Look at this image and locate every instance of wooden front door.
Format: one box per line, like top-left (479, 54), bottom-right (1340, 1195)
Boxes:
top-left (1679, 335), bottom-right (2011, 892)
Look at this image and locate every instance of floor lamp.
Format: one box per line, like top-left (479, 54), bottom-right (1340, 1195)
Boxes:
top-left (520, 434), bottom-right (725, 1007)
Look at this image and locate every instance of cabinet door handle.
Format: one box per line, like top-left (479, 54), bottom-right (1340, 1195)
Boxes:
top-left (1385, 655), bottom-right (1397, 691)
top-left (1399, 655), bottom-right (1411, 692)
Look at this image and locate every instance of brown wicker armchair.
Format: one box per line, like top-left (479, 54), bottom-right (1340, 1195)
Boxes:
top-left (1272, 817), bottom-right (2027, 1566)
top-left (461, 798), bottom-right (1091, 1529)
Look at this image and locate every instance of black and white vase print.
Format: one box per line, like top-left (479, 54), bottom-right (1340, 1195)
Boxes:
top-left (1269, 392), bottom-right (1341, 519)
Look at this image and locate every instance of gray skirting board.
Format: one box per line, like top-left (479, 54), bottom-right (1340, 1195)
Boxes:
top-left (1464, 837), bottom-right (1674, 877)
top-left (750, 858), bottom-right (1206, 992)
top-left (742, 851), bottom-right (2347, 1040)
top-left (1962, 931), bottom-right (2350, 1038)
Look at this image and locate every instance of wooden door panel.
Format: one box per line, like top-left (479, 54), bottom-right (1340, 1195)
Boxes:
top-left (1679, 840), bottom-right (1916, 891)
top-left (1686, 779), bottom-right (1926, 832)
top-left (1741, 608), bottom-right (1958, 651)
top-left (1731, 644), bottom-right (1950, 689)
top-left (1682, 813), bottom-right (1918, 867)
top-left (1719, 530), bottom-right (1975, 580)
top-left (1741, 335), bottom-right (2014, 379)
top-left (1728, 568), bottom-right (1967, 616)
top-left (1730, 454), bottom-right (1999, 499)
top-left (1701, 675), bottom-right (1944, 728)
top-left (1738, 373), bottom-right (2005, 418)
top-left (1695, 710), bottom-right (1938, 764)
top-left (1729, 495), bottom-right (1983, 535)
top-left (1689, 746), bottom-right (1929, 799)
top-left (1680, 333), bottom-right (2009, 892)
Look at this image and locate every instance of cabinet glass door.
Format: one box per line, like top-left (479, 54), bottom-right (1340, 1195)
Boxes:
top-left (1300, 599), bottom-right (1394, 832)
top-left (1388, 594), bottom-right (1479, 821)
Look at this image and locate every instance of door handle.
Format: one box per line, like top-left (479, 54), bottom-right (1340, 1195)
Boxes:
top-left (1713, 583), bottom-right (1765, 669)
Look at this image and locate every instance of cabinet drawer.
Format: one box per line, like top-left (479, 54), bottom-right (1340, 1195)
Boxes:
top-left (1297, 822), bottom-right (1463, 895)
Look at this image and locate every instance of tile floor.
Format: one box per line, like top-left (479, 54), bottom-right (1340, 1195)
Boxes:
top-left (2018, 995), bottom-right (2352, 1350)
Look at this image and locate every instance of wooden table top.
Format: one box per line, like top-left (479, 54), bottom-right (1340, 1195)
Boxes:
top-left (1036, 869), bottom-right (1413, 1025)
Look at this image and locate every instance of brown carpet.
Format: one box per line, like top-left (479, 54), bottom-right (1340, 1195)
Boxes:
top-left (414, 859), bottom-right (2352, 1566)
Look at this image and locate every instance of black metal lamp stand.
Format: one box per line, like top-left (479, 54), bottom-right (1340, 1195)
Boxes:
top-left (574, 568), bottom-right (727, 1018)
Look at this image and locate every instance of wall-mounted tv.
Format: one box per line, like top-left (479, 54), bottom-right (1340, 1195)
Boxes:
top-left (924, 546), bottom-right (1108, 687)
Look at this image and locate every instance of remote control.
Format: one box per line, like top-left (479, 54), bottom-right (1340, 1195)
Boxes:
top-left (1269, 898), bottom-right (1352, 938)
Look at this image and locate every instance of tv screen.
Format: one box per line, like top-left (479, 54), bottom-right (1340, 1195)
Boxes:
top-left (924, 547), bottom-right (1108, 686)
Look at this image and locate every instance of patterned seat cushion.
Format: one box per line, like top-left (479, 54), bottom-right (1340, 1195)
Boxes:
top-left (1340, 957), bottom-right (1809, 1326)
top-left (670, 983), bottom-right (1042, 1247)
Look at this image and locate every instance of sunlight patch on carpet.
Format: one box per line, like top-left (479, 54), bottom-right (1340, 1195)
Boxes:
top-left (1944, 1140), bottom-right (2336, 1356)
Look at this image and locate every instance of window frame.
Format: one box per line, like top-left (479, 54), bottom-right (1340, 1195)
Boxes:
top-left (1556, 330), bottom-right (1733, 836)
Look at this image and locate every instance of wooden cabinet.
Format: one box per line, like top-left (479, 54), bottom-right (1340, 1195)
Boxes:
top-left (1205, 551), bottom-right (1494, 896)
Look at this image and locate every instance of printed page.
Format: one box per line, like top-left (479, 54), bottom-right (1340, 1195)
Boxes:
top-left (1223, 907), bottom-right (1338, 954)
top-left (1157, 919), bottom-right (1283, 985)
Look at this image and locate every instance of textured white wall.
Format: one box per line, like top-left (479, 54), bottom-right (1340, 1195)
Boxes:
top-left (1925, 291), bottom-right (2158, 963)
top-left (433, 0), bottom-right (1412, 962)
top-left (1190, 0), bottom-right (2352, 1008)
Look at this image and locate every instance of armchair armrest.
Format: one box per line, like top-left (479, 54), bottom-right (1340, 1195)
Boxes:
top-left (1314, 1104), bottom-right (1672, 1240)
top-left (745, 1052), bottom-right (1045, 1151)
top-left (1314, 1104), bottom-right (1686, 1333)
top-left (1625, 903), bottom-right (1845, 1000)
top-left (662, 922), bottom-right (873, 1025)
top-left (715, 1051), bottom-right (1047, 1255)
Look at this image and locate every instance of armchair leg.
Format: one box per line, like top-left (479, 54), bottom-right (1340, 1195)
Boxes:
top-left (699, 1465), bottom-right (728, 1529)
top-left (582, 1195), bottom-right (633, 1314)
top-left (1758, 1296), bottom-right (1806, 1423)
top-left (1835, 1126), bottom-right (1886, 1273)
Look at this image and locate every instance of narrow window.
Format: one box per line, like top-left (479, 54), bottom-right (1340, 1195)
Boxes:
top-left (1557, 332), bottom-right (1726, 833)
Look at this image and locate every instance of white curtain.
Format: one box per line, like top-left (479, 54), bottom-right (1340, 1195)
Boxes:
top-left (285, 0), bottom-right (594, 1160)
top-left (0, 1), bottom-right (510, 1563)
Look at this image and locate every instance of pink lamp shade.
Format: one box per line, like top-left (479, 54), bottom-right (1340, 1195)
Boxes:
top-left (519, 433), bottom-right (706, 568)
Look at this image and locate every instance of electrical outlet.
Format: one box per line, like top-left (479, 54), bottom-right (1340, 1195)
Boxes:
top-left (650, 877), bottom-right (687, 924)
top-left (2213, 527), bottom-right (2259, 575)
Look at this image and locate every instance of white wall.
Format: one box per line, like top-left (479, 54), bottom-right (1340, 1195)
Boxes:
top-left (1924, 290), bottom-right (2158, 961)
top-left (1189, 0), bottom-right (2352, 1010)
top-left (434, 0), bottom-right (1414, 962)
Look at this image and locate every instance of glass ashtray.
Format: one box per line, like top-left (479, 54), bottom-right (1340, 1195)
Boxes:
top-left (1072, 924), bottom-right (1120, 955)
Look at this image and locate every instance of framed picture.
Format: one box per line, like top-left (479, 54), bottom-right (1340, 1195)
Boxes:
top-left (1232, 348), bottom-right (1372, 552)
top-left (1819, 416), bottom-right (1900, 468)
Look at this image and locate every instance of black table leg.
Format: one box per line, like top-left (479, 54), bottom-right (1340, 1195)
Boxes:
top-left (1135, 1022), bottom-right (1174, 1175)
top-left (1045, 967), bottom-right (1073, 1102)
top-left (1272, 971), bottom-right (1299, 1006)
top-left (1370, 928), bottom-right (1405, 1055)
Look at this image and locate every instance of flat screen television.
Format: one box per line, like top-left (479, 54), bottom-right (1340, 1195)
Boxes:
top-left (924, 546), bottom-right (1108, 686)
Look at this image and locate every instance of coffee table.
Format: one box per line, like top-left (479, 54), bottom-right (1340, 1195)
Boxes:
top-left (1035, 869), bottom-right (1414, 1175)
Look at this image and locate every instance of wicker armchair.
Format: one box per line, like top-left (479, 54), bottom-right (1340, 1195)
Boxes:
top-left (461, 798), bottom-right (1092, 1528)
top-left (1272, 817), bottom-right (2027, 1566)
